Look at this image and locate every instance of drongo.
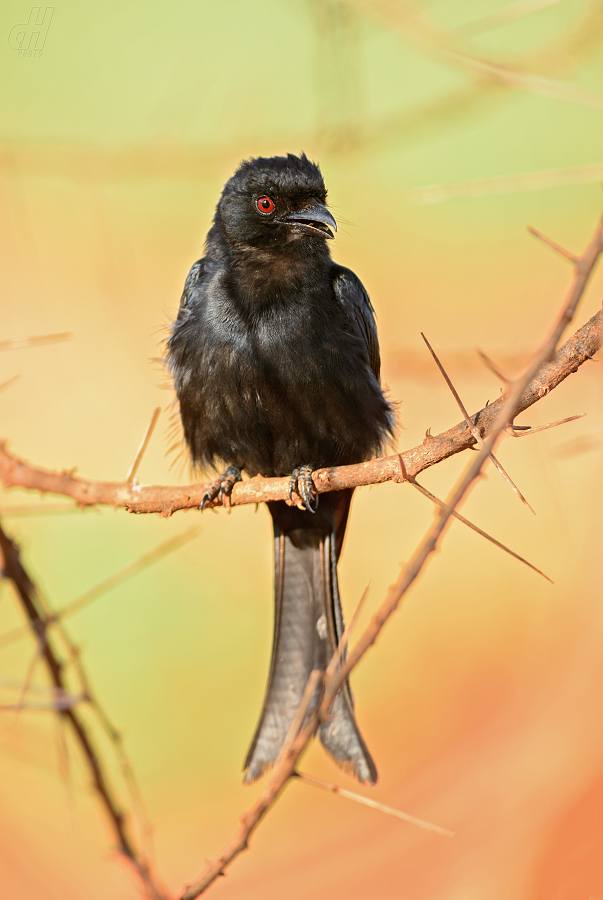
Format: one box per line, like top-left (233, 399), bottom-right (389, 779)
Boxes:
top-left (167, 153), bottom-right (394, 784)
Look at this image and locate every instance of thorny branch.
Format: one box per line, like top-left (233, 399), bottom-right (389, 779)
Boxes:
top-left (0, 307), bottom-right (600, 517)
top-left (178, 218), bottom-right (602, 898)
top-left (1, 217), bottom-right (601, 900)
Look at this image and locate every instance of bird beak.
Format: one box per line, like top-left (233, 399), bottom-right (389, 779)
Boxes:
top-left (280, 202), bottom-right (337, 240)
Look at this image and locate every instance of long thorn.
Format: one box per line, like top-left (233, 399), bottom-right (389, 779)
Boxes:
top-left (421, 333), bottom-right (535, 513)
top-left (421, 332), bottom-right (472, 421)
top-left (410, 479), bottom-right (552, 582)
top-left (293, 772), bottom-right (455, 837)
top-left (506, 413), bottom-right (585, 437)
top-left (476, 349), bottom-right (510, 383)
top-left (487, 451), bottom-right (536, 514)
top-left (126, 408), bottom-right (161, 484)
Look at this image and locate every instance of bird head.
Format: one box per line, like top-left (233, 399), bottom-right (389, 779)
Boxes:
top-left (216, 153), bottom-right (337, 250)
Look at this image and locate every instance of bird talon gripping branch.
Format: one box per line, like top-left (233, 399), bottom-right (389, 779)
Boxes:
top-left (288, 465), bottom-right (318, 513)
top-left (200, 465), bottom-right (242, 510)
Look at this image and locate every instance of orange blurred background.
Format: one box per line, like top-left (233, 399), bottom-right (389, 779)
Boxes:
top-left (1, 1), bottom-right (603, 898)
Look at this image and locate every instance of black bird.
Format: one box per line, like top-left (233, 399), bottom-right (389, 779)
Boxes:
top-left (167, 153), bottom-right (394, 784)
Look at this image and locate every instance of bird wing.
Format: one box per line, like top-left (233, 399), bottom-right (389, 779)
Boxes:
top-left (331, 265), bottom-right (381, 381)
top-left (178, 258), bottom-right (206, 312)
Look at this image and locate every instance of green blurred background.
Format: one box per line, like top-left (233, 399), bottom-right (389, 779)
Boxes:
top-left (1, 1), bottom-right (603, 898)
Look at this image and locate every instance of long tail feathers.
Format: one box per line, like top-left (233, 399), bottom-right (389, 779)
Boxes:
top-left (244, 498), bottom-right (377, 785)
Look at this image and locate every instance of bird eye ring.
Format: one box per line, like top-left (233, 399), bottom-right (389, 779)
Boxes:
top-left (256, 196), bottom-right (275, 214)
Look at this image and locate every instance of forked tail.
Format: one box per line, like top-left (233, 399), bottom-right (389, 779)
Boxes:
top-left (244, 495), bottom-right (377, 785)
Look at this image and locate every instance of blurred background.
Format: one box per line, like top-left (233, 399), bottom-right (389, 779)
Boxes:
top-left (1, 1), bottom-right (603, 898)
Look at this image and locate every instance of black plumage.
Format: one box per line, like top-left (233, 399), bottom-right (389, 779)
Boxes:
top-left (167, 153), bottom-right (394, 784)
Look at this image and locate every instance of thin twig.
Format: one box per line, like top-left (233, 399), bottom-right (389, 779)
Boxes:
top-left (528, 226), bottom-right (579, 263)
top-left (55, 714), bottom-right (76, 833)
top-left (0, 521), bottom-right (168, 900)
top-left (14, 643), bottom-right (44, 716)
top-left (453, 0), bottom-right (567, 38)
top-left (293, 771), bottom-right (454, 837)
top-left (0, 375), bottom-right (20, 392)
top-left (0, 332), bottom-right (72, 351)
top-left (400, 162), bottom-right (603, 206)
top-left (0, 678), bottom-right (81, 710)
top-left (60, 526), bottom-right (198, 621)
top-left (421, 332), bottom-right (535, 513)
top-left (0, 674), bottom-right (64, 694)
top-left (0, 526), bottom-right (200, 649)
top-left (1, 695), bottom-right (84, 711)
top-left (126, 407), bottom-right (161, 484)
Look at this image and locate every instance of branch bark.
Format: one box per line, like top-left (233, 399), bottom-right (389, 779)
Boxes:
top-left (0, 307), bottom-right (600, 516)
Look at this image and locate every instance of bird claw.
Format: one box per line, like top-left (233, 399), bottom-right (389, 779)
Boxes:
top-left (200, 465), bottom-right (242, 511)
top-left (288, 465), bottom-right (318, 513)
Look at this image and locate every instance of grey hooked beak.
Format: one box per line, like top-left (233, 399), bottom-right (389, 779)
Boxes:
top-left (280, 202), bottom-right (337, 240)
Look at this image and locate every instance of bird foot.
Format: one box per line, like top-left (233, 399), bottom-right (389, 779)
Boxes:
top-left (201, 466), bottom-right (242, 511)
top-left (288, 465), bottom-right (318, 513)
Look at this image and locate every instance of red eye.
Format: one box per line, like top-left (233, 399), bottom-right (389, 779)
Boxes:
top-left (256, 196), bottom-right (275, 214)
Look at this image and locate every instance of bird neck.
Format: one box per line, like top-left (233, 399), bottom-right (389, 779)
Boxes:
top-left (227, 239), bottom-right (332, 309)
